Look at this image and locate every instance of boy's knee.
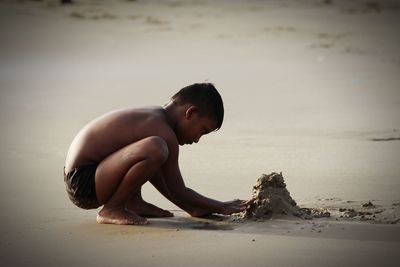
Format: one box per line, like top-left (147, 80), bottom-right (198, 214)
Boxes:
top-left (144, 136), bottom-right (169, 164)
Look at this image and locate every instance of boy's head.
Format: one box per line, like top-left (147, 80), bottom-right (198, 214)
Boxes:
top-left (171, 83), bottom-right (224, 130)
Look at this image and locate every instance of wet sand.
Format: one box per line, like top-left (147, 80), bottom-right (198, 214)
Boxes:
top-left (1, 0), bottom-right (400, 266)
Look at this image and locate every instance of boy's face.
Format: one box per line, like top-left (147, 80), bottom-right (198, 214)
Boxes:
top-left (177, 106), bottom-right (218, 145)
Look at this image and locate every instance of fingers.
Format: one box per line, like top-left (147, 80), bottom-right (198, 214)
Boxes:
top-left (245, 198), bottom-right (255, 205)
top-left (232, 199), bottom-right (247, 204)
top-left (235, 199), bottom-right (248, 207)
top-left (231, 199), bottom-right (250, 206)
top-left (236, 198), bottom-right (254, 212)
top-left (233, 200), bottom-right (248, 212)
top-left (223, 198), bottom-right (254, 214)
top-left (238, 205), bottom-right (246, 212)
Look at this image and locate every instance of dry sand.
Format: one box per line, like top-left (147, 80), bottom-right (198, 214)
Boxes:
top-left (1, 0), bottom-right (400, 266)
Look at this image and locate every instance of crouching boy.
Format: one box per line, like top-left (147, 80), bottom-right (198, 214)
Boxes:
top-left (64, 83), bottom-right (248, 225)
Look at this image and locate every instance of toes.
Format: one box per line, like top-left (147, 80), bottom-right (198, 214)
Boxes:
top-left (96, 214), bottom-right (105, 224)
top-left (96, 210), bottom-right (149, 225)
top-left (135, 218), bottom-right (149, 225)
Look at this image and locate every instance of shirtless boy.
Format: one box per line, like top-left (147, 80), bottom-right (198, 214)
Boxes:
top-left (64, 83), bottom-right (248, 225)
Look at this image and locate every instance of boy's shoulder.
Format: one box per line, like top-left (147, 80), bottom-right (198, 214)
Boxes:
top-left (130, 106), bottom-right (178, 143)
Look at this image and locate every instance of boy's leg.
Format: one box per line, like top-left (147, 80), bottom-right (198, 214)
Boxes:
top-left (95, 136), bottom-right (168, 225)
top-left (125, 188), bottom-right (173, 217)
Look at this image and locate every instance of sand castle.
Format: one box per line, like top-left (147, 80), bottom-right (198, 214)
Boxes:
top-left (239, 172), bottom-right (330, 220)
top-left (235, 172), bottom-right (399, 224)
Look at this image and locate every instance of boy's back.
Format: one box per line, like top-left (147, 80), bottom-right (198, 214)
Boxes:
top-left (65, 107), bottom-right (174, 175)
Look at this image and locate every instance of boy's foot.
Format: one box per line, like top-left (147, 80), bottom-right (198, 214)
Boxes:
top-left (97, 206), bottom-right (148, 225)
top-left (126, 200), bottom-right (174, 218)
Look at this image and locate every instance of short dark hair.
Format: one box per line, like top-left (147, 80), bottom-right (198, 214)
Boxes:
top-left (171, 83), bottom-right (224, 130)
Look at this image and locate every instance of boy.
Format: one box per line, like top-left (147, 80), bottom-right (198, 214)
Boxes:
top-left (64, 83), bottom-right (248, 225)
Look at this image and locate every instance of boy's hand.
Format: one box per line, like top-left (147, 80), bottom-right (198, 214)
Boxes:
top-left (221, 199), bottom-right (251, 215)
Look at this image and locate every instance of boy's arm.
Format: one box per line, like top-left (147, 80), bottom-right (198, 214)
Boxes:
top-left (150, 172), bottom-right (211, 216)
top-left (160, 134), bottom-right (246, 215)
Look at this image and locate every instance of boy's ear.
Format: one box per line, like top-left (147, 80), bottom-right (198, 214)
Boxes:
top-left (185, 106), bottom-right (199, 119)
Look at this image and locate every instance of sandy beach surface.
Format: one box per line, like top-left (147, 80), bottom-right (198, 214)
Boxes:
top-left (1, 0), bottom-right (400, 266)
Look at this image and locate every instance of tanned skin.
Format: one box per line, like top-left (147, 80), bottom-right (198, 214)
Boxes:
top-left (64, 101), bottom-right (249, 225)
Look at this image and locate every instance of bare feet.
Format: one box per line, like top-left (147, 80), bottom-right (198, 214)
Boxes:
top-left (97, 206), bottom-right (148, 225)
top-left (126, 200), bottom-right (174, 218)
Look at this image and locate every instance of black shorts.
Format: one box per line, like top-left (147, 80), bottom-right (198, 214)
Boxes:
top-left (64, 164), bottom-right (101, 209)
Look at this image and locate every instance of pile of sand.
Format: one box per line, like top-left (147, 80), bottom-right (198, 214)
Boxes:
top-left (238, 172), bottom-right (330, 220)
top-left (235, 172), bottom-right (399, 224)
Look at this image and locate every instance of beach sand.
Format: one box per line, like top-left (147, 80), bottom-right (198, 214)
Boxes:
top-left (1, 0), bottom-right (400, 266)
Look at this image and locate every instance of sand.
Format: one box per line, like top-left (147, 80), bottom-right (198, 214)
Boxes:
top-left (236, 172), bottom-right (399, 224)
top-left (237, 172), bottom-right (330, 220)
top-left (1, 0), bottom-right (400, 266)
